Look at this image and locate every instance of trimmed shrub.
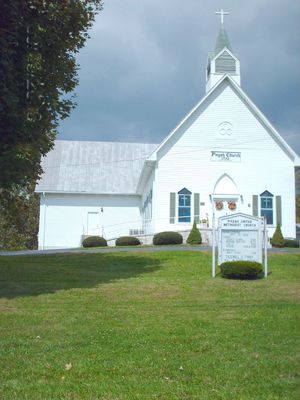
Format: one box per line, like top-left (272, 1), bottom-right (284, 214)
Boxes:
top-left (116, 236), bottom-right (141, 246)
top-left (153, 231), bottom-right (183, 245)
top-left (271, 224), bottom-right (284, 247)
top-left (187, 221), bottom-right (202, 245)
top-left (220, 261), bottom-right (263, 280)
top-left (284, 239), bottom-right (299, 248)
top-left (82, 236), bottom-right (107, 248)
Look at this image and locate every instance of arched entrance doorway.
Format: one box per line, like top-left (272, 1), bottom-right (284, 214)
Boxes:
top-left (211, 174), bottom-right (240, 225)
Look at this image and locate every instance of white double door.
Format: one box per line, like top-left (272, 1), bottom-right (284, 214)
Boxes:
top-left (212, 197), bottom-right (239, 227)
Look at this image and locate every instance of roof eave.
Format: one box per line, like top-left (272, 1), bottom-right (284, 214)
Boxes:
top-left (148, 75), bottom-right (230, 159)
top-left (35, 190), bottom-right (141, 196)
top-left (226, 76), bottom-right (298, 161)
top-left (135, 160), bottom-right (156, 195)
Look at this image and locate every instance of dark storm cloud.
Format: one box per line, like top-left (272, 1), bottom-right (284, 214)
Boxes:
top-left (58, 0), bottom-right (300, 155)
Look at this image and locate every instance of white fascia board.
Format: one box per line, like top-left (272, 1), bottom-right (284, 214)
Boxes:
top-left (148, 74), bottom-right (297, 163)
top-left (147, 75), bottom-right (233, 161)
top-left (294, 156), bottom-right (300, 166)
top-left (147, 82), bottom-right (223, 162)
top-left (135, 160), bottom-right (156, 195)
top-left (35, 190), bottom-right (141, 196)
top-left (226, 76), bottom-right (298, 161)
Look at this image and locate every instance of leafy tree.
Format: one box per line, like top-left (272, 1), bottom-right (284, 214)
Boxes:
top-left (296, 167), bottom-right (300, 223)
top-left (0, 183), bottom-right (40, 250)
top-left (187, 221), bottom-right (202, 245)
top-left (0, 0), bottom-right (102, 249)
top-left (296, 197), bottom-right (300, 224)
top-left (0, 0), bottom-right (102, 190)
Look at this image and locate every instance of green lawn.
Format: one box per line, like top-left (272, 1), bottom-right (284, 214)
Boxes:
top-left (0, 251), bottom-right (299, 399)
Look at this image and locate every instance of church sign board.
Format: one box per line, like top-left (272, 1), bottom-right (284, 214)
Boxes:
top-left (218, 214), bottom-right (262, 264)
top-left (211, 213), bottom-right (267, 278)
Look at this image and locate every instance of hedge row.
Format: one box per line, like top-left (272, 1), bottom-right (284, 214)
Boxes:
top-left (82, 231), bottom-right (190, 248)
top-left (271, 224), bottom-right (299, 248)
top-left (283, 239), bottom-right (299, 248)
top-left (82, 233), bottom-right (299, 249)
top-left (82, 235), bottom-right (142, 248)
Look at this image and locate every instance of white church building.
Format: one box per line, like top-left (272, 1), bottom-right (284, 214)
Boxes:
top-left (36, 18), bottom-right (299, 249)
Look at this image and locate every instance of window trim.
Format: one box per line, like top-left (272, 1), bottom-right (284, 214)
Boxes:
top-left (177, 188), bottom-right (192, 223)
top-left (260, 191), bottom-right (274, 225)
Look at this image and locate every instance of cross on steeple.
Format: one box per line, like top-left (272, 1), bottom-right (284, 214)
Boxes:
top-left (215, 9), bottom-right (229, 24)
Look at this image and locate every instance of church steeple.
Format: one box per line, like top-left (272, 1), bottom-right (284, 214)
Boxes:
top-left (214, 23), bottom-right (233, 54)
top-left (206, 10), bottom-right (240, 93)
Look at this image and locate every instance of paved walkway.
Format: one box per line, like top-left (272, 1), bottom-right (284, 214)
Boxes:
top-left (0, 245), bottom-right (299, 256)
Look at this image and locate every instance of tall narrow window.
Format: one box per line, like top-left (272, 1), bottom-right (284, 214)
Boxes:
top-left (260, 191), bottom-right (273, 224)
top-left (178, 188), bottom-right (191, 223)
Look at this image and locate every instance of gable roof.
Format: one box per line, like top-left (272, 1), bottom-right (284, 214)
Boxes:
top-left (147, 74), bottom-right (298, 163)
top-left (36, 140), bottom-right (158, 195)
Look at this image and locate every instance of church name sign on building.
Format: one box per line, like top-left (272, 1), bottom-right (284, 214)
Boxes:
top-left (211, 213), bottom-right (267, 278)
top-left (211, 151), bottom-right (241, 162)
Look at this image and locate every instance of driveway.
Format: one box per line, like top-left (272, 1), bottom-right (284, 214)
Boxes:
top-left (0, 245), bottom-right (299, 256)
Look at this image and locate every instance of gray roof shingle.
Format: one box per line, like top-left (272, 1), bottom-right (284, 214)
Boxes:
top-left (36, 140), bottom-right (158, 194)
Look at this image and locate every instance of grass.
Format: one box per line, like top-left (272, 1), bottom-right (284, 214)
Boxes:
top-left (0, 251), bottom-right (299, 399)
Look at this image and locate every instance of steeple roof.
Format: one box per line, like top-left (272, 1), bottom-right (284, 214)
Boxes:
top-left (206, 12), bottom-right (240, 92)
top-left (214, 23), bottom-right (233, 55)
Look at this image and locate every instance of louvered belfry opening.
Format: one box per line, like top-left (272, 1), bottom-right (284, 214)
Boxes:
top-left (215, 50), bottom-right (236, 74)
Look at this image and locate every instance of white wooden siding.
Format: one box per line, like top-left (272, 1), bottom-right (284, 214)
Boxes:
top-left (38, 194), bottom-right (142, 249)
top-left (151, 80), bottom-right (295, 238)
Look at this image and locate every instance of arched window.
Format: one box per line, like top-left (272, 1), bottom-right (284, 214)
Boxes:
top-left (178, 188), bottom-right (191, 223)
top-left (213, 173), bottom-right (238, 195)
top-left (260, 191), bottom-right (273, 224)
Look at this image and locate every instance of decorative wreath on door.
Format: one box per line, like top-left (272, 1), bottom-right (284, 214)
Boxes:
top-left (215, 201), bottom-right (223, 210)
top-left (228, 201), bottom-right (237, 210)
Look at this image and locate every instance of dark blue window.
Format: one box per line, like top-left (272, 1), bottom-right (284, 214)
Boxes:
top-left (178, 188), bottom-right (191, 223)
top-left (260, 191), bottom-right (273, 224)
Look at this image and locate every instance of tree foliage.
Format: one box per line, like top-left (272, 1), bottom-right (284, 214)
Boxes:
top-left (0, 183), bottom-right (40, 250)
top-left (0, 0), bottom-right (102, 190)
top-left (296, 167), bottom-right (300, 223)
top-left (296, 196), bottom-right (300, 224)
top-left (0, 0), bottom-right (102, 249)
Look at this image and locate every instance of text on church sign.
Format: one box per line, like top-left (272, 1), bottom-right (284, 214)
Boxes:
top-left (220, 217), bottom-right (260, 230)
top-left (218, 214), bottom-right (262, 264)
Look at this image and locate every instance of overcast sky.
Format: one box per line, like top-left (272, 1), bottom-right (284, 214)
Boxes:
top-left (58, 0), bottom-right (300, 155)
